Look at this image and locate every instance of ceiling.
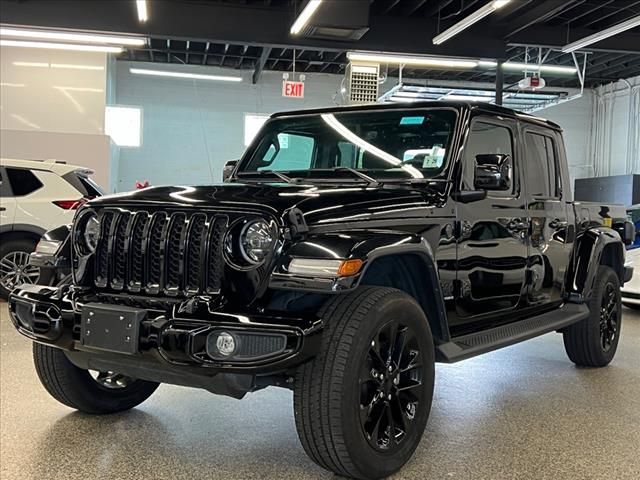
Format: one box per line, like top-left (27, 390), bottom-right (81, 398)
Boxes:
top-left (2, 0), bottom-right (640, 88)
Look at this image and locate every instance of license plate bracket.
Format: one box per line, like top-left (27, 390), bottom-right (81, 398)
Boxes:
top-left (80, 303), bottom-right (146, 354)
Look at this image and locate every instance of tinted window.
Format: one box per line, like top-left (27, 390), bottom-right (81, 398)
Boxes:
top-left (63, 172), bottom-right (103, 198)
top-left (240, 109), bottom-right (457, 181)
top-left (257, 133), bottom-right (315, 171)
top-left (463, 121), bottom-right (514, 194)
top-left (6, 168), bottom-right (43, 196)
top-left (525, 132), bottom-right (558, 197)
top-left (0, 169), bottom-right (10, 197)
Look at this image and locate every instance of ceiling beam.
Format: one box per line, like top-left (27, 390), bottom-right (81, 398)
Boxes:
top-left (508, 25), bottom-right (640, 54)
top-left (0, 0), bottom-right (506, 58)
top-left (253, 46), bottom-right (272, 84)
top-left (502, 0), bottom-right (582, 37)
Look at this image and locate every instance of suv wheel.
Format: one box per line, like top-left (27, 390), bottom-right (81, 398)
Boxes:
top-left (33, 343), bottom-right (159, 414)
top-left (563, 265), bottom-right (622, 367)
top-left (294, 287), bottom-right (435, 479)
top-left (0, 238), bottom-right (39, 299)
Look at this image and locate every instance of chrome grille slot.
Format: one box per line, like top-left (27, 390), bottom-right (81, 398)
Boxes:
top-left (128, 213), bottom-right (149, 292)
top-left (91, 210), bottom-right (228, 297)
top-left (94, 211), bottom-right (115, 288)
top-left (165, 213), bottom-right (187, 295)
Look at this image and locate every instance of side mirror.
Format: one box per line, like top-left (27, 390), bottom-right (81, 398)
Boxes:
top-left (474, 154), bottom-right (512, 191)
top-left (222, 160), bottom-right (238, 182)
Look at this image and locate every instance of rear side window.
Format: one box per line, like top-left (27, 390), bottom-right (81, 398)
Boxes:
top-left (525, 132), bottom-right (558, 198)
top-left (5, 168), bottom-right (43, 196)
top-left (63, 172), bottom-right (103, 198)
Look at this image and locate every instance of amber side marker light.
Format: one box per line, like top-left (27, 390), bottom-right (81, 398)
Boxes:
top-left (288, 258), bottom-right (364, 277)
top-left (337, 259), bottom-right (364, 277)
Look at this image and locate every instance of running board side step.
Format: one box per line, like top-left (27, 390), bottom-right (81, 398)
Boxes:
top-left (436, 303), bottom-right (589, 363)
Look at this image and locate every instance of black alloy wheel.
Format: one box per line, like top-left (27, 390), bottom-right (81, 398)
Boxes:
top-left (294, 286), bottom-right (435, 480)
top-left (563, 265), bottom-right (622, 367)
top-left (359, 321), bottom-right (424, 452)
top-left (599, 282), bottom-right (619, 352)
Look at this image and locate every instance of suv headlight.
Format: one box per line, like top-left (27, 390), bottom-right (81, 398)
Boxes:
top-left (76, 211), bottom-right (100, 254)
top-left (239, 219), bottom-right (274, 264)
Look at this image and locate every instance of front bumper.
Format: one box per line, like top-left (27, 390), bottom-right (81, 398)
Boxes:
top-left (8, 285), bottom-right (322, 394)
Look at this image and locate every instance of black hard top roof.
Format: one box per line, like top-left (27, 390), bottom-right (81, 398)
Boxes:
top-left (271, 101), bottom-right (562, 131)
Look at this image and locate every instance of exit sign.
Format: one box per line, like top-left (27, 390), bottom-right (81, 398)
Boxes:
top-left (282, 81), bottom-right (305, 98)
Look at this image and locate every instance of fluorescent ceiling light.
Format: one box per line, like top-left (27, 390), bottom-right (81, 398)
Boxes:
top-left (13, 61), bottom-right (104, 70)
top-left (444, 95), bottom-right (492, 102)
top-left (129, 68), bottom-right (243, 82)
top-left (136, 0), bottom-right (149, 23)
top-left (347, 52), bottom-right (478, 68)
top-left (0, 27), bottom-right (145, 46)
top-left (290, 0), bottom-right (323, 35)
top-left (433, 0), bottom-right (512, 45)
top-left (0, 39), bottom-right (123, 53)
top-left (503, 62), bottom-right (577, 74)
top-left (478, 60), bottom-right (576, 74)
top-left (562, 15), bottom-right (640, 53)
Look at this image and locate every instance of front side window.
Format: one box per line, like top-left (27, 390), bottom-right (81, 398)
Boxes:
top-left (462, 121), bottom-right (514, 194)
top-left (239, 109), bottom-right (457, 181)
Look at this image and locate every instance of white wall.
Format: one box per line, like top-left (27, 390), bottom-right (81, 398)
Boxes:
top-left (535, 92), bottom-right (594, 182)
top-left (113, 61), bottom-right (343, 190)
top-left (589, 75), bottom-right (640, 176)
top-left (114, 60), bottom-right (634, 191)
top-left (0, 46), bottom-right (113, 188)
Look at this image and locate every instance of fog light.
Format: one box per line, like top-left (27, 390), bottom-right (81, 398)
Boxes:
top-left (213, 331), bottom-right (236, 357)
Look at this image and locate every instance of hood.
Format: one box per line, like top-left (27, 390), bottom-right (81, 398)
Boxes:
top-left (88, 182), bottom-right (449, 226)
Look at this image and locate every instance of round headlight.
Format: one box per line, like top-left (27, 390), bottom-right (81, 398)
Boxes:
top-left (83, 214), bottom-right (101, 253)
top-left (240, 219), bottom-right (274, 264)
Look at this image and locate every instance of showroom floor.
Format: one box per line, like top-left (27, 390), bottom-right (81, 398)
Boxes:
top-left (1, 302), bottom-right (639, 480)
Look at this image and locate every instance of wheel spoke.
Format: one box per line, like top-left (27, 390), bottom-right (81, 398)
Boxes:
top-left (397, 379), bottom-right (422, 393)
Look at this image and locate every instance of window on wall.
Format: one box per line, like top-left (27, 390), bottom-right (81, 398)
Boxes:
top-left (105, 106), bottom-right (142, 147)
top-left (244, 114), bottom-right (270, 147)
top-left (525, 132), bottom-right (558, 198)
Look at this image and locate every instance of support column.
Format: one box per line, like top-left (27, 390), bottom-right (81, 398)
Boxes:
top-left (495, 59), bottom-right (504, 106)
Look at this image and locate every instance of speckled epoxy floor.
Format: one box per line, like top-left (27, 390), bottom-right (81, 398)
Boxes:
top-left (1, 302), bottom-right (639, 480)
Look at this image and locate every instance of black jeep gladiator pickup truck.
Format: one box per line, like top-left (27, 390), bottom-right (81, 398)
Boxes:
top-left (9, 102), bottom-right (635, 480)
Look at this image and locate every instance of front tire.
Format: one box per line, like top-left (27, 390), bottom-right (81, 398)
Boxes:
top-left (563, 266), bottom-right (622, 367)
top-left (33, 343), bottom-right (159, 414)
top-left (294, 287), bottom-right (435, 479)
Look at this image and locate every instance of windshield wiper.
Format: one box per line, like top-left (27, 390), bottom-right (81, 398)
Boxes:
top-left (237, 170), bottom-right (298, 184)
top-left (314, 167), bottom-right (380, 187)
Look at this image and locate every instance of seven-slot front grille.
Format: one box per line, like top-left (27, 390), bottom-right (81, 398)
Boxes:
top-left (93, 210), bottom-right (228, 296)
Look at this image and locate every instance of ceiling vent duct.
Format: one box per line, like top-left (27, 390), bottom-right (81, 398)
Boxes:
top-left (299, 0), bottom-right (370, 41)
top-left (346, 62), bottom-right (379, 104)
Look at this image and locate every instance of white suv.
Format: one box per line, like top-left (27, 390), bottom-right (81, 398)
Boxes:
top-left (0, 158), bottom-right (103, 297)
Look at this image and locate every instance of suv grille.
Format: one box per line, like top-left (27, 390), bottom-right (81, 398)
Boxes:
top-left (93, 210), bottom-right (228, 297)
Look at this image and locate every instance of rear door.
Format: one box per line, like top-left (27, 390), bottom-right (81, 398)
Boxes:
top-left (0, 168), bottom-right (16, 230)
top-left (521, 125), bottom-right (574, 308)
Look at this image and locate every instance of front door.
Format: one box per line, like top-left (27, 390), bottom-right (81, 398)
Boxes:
top-left (452, 117), bottom-right (528, 331)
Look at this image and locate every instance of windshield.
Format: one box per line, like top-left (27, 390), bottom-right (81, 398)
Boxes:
top-left (238, 108), bottom-right (457, 181)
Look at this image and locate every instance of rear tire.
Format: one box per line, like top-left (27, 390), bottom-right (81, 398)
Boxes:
top-left (563, 266), bottom-right (622, 367)
top-left (294, 287), bottom-right (435, 479)
top-left (33, 343), bottom-right (159, 414)
top-left (0, 237), bottom-right (39, 299)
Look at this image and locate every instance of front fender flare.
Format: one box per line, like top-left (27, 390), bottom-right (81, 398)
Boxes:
top-left (269, 230), bottom-right (449, 342)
